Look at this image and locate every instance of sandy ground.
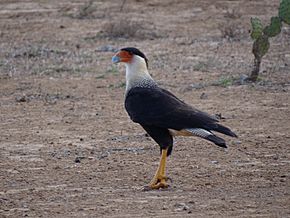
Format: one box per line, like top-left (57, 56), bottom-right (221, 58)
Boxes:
top-left (0, 0), bottom-right (290, 217)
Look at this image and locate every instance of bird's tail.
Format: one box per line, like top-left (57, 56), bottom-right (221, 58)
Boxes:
top-left (185, 128), bottom-right (227, 148)
top-left (209, 123), bottom-right (237, 138)
top-left (204, 134), bottom-right (227, 148)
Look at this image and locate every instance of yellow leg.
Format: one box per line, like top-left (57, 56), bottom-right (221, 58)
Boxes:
top-left (148, 148), bottom-right (169, 189)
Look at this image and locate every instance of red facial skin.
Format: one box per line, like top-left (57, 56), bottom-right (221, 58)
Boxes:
top-left (115, 50), bottom-right (133, 63)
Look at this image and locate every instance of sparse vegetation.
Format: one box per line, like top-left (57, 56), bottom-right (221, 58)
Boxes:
top-left (101, 19), bottom-right (140, 39)
top-left (9, 45), bottom-right (68, 59)
top-left (61, 0), bottom-right (102, 19)
top-left (4, 44), bottom-right (96, 77)
top-left (75, 0), bottom-right (97, 19)
top-left (96, 74), bottom-right (105, 79)
top-left (215, 76), bottom-right (235, 87)
top-left (192, 57), bottom-right (218, 72)
top-left (220, 8), bottom-right (246, 41)
top-left (116, 81), bottom-right (126, 88)
top-left (193, 61), bottom-right (209, 72)
top-left (99, 18), bottom-right (161, 40)
top-left (220, 23), bottom-right (247, 41)
top-left (248, 0), bottom-right (290, 82)
top-left (224, 8), bottom-right (242, 19)
top-left (105, 66), bottom-right (119, 75)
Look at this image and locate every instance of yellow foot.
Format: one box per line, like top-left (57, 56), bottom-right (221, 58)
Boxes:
top-left (143, 148), bottom-right (170, 191)
top-left (149, 177), bottom-right (169, 189)
top-left (143, 182), bottom-right (168, 191)
top-left (144, 176), bottom-right (171, 190)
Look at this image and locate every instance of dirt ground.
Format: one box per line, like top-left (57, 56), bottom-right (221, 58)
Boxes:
top-left (0, 0), bottom-right (290, 217)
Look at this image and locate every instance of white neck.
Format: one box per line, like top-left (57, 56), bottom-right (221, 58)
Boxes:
top-left (125, 55), bottom-right (155, 92)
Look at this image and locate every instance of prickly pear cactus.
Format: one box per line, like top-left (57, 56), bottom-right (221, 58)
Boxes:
top-left (253, 35), bottom-right (270, 59)
top-left (250, 18), bottom-right (263, 40)
top-left (279, 0), bottom-right (290, 25)
top-left (263, 16), bottom-right (282, 37)
top-left (251, 17), bottom-right (263, 40)
top-left (250, 18), bottom-right (270, 61)
top-left (248, 0), bottom-right (290, 82)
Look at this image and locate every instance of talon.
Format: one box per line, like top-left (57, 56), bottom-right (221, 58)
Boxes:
top-left (161, 176), bottom-right (171, 182)
top-left (150, 181), bottom-right (168, 189)
top-left (146, 181), bottom-right (170, 190)
top-left (165, 176), bottom-right (173, 183)
top-left (142, 185), bottom-right (153, 192)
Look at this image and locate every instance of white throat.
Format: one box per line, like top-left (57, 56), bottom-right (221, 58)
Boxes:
top-left (125, 55), bottom-right (155, 93)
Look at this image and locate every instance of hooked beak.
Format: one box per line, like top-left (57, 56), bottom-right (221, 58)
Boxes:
top-left (112, 55), bottom-right (120, 64)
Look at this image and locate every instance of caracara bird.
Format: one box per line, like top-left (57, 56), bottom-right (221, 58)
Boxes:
top-left (112, 47), bottom-right (237, 189)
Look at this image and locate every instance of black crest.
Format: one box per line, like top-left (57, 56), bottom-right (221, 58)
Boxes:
top-left (121, 47), bottom-right (149, 68)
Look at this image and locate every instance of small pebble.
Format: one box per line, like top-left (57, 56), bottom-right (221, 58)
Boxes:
top-left (75, 157), bottom-right (81, 163)
top-left (174, 202), bottom-right (189, 211)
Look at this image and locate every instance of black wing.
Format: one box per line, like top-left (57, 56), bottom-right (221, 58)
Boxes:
top-left (125, 87), bottom-right (230, 134)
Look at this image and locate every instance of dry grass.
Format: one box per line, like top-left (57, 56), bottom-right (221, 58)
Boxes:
top-left (100, 18), bottom-right (162, 39)
top-left (102, 19), bottom-right (140, 38)
top-left (61, 0), bottom-right (103, 19)
top-left (1, 43), bottom-right (97, 77)
top-left (219, 22), bottom-right (248, 41)
top-left (224, 8), bottom-right (242, 19)
top-left (76, 0), bottom-right (97, 19)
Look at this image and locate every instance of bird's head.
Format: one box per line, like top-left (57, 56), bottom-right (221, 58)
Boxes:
top-left (112, 47), bottom-right (149, 68)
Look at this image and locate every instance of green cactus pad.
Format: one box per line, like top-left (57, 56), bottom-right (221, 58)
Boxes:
top-left (263, 16), bottom-right (282, 37)
top-left (251, 17), bottom-right (263, 40)
top-left (253, 35), bottom-right (270, 59)
top-left (279, 0), bottom-right (290, 24)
